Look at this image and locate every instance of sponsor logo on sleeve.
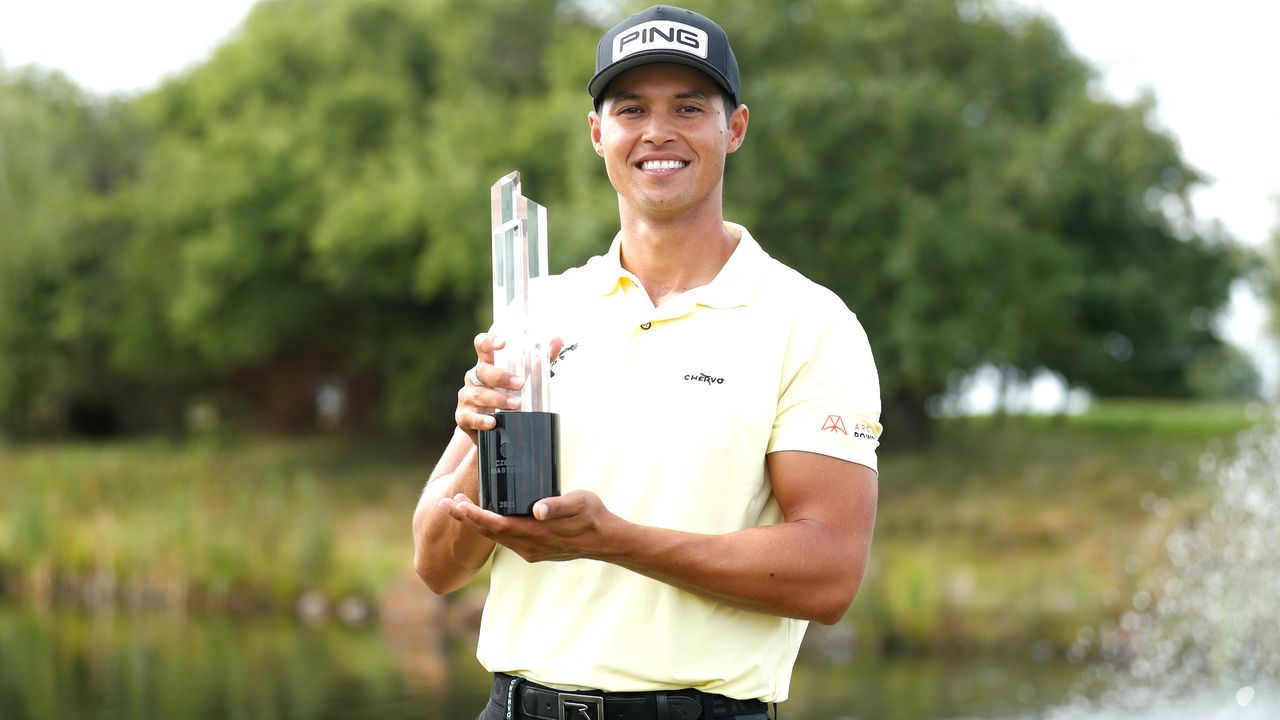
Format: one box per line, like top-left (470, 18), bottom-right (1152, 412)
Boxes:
top-left (613, 21), bottom-right (709, 61)
top-left (850, 421), bottom-right (878, 441)
top-left (822, 415), bottom-right (879, 441)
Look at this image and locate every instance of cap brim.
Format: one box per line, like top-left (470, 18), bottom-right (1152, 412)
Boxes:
top-left (589, 51), bottom-right (735, 105)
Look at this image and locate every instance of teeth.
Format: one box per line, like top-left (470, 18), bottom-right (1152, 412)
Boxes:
top-left (641, 160), bottom-right (687, 171)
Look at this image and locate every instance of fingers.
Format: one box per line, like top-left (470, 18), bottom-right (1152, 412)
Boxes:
top-left (455, 384), bottom-right (515, 435)
top-left (468, 364), bottom-right (525, 397)
top-left (473, 332), bottom-right (505, 364)
top-left (464, 361), bottom-right (523, 402)
top-left (457, 331), bottom-right (565, 439)
top-left (458, 332), bottom-right (528, 438)
top-left (439, 493), bottom-right (480, 518)
top-left (470, 332), bottom-right (527, 393)
top-left (439, 493), bottom-right (517, 538)
top-left (439, 493), bottom-right (492, 526)
top-left (438, 491), bottom-right (609, 563)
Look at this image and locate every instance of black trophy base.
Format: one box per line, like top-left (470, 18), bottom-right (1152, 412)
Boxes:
top-left (477, 411), bottom-right (560, 516)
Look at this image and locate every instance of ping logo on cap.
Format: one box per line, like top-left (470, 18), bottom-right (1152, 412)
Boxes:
top-left (613, 21), bottom-right (709, 61)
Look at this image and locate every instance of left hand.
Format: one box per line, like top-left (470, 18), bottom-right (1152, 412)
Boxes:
top-left (437, 490), bottom-right (620, 563)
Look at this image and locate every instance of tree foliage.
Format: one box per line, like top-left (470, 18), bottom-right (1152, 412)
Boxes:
top-left (0, 0), bottom-right (1245, 439)
top-left (704, 0), bottom-right (1240, 435)
top-left (0, 66), bottom-right (144, 435)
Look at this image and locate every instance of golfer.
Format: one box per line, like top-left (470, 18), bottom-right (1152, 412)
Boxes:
top-left (413, 6), bottom-right (882, 719)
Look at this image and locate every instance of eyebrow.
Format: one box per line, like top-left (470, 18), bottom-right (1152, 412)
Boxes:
top-left (608, 89), bottom-right (714, 103)
top-left (676, 90), bottom-right (714, 101)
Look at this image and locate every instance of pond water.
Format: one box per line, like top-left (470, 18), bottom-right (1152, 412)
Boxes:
top-left (1018, 418), bottom-right (1280, 720)
top-left (5, 603), bottom-right (1277, 719)
top-left (6, 419), bottom-right (1278, 719)
top-left (0, 605), bottom-right (1087, 720)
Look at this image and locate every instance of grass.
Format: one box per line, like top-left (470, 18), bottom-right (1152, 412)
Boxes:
top-left (0, 399), bottom-right (1264, 654)
top-left (0, 437), bottom-right (428, 609)
top-left (1007, 399), bottom-right (1262, 438)
top-left (852, 401), bottom-right (1250, 653)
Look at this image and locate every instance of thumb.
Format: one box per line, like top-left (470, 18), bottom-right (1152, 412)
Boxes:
top-left (532, 493), bottom-right (581, 521)
top-left (532, 498), bottom-right (560, 521)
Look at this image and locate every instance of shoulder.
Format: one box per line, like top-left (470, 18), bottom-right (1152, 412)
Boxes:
top-left (753, 253), bottom-right (869, 345)
top-left (761, 257), bottom-right (850, 311)
top-left (730, 225), bottom-right (855, 317)
top-left (758, 253), bottom-right (882, 466)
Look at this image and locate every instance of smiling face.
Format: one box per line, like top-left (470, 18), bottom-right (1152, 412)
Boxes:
top-left (589, 63), bottom-right (748, 224)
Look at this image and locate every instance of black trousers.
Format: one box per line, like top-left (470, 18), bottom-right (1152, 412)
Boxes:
top-left (476, 673), bottom-right (772, 720)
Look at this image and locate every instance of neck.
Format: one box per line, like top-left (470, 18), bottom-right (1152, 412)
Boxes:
top-left (616, 204), bottom-right (737, 307)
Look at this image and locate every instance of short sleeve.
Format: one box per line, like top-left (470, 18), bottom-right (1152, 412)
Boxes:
top-left (768, 307), bottom-right (882, 472)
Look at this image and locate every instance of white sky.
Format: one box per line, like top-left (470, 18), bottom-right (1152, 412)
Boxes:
top-left (0, 2), bottom-right (254, 95)
top-left (1012, 0), bottom-right (1280, 396)
top-left (2, 0), bottom-right (1277, 391)
top-left (1015, 0), bottom-right (1280, 246)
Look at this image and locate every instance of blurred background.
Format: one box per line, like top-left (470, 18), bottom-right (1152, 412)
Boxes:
top-left (1, 1), bottom-right (1278, 718)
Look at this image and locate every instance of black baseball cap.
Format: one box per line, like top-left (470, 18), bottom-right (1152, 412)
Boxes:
top-left (589, 5), bottom-right (740, 108)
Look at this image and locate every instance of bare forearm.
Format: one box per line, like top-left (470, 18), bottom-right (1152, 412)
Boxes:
top-left (439, 456), bottom-right (879, 621)
top-left (600, 456), bottom-right (878, 624)
top-left (415, 331), bottom-right (557, 594)
top-left (601, 517), bottom-right (872, 625)
top-left (412, 444), bottom-right (496, 594)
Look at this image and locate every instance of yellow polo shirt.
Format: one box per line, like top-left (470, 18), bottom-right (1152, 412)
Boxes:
top-left (475, 222), bottom-right (881, 702)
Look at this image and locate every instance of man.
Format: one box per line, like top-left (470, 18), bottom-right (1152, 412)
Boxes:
top-left (412, 6), bottom-right (882, 719)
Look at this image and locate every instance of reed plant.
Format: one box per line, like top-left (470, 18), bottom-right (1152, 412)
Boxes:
top-left (0, 400), bottom-right (1259, 654)
top-left (0, 437), bottom-right (423, 612)
top-left (848, 403), bottom-right (1244, 654)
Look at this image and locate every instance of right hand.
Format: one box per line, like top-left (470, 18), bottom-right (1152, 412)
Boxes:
top-left (456, 333), bottom-right (565, 442)
top-left (455, 332), bottom-right (524, 442)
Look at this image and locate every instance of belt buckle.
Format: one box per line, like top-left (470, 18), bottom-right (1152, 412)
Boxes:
top-left (557, 692), bottom-right (604, 720)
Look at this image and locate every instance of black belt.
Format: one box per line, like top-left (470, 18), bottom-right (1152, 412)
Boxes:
top-left (492, 673), bottom-right (770, 720)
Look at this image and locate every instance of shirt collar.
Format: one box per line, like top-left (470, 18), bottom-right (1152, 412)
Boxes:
top-left (585, 222), bottom-right (768, 309)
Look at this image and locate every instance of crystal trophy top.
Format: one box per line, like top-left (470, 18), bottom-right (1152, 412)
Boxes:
top-left (479, 172), bottom-right (559, 516)
top-left (490, 171), bottom-right (551, 413)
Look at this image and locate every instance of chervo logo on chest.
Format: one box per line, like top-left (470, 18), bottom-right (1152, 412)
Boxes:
top-left (684, 372), bottom-right (725, 386)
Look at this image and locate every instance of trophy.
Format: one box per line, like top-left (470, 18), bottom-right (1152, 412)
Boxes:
top-left (477, 172), bottom-right (560, 515)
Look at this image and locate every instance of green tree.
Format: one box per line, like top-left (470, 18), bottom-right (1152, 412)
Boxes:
top-left (107, 0), bottom-right (607, 432)
top-left (1261, 200), bottom-right (1280, 383)
top-left (689, 0), bottom-right (1238, 440)
top-left (0, 65), bottom-right (145, 435)
top-left (1186, 344), bottom-right (1262, 401)
top-left (0, 0), bottom-right (1246, 441)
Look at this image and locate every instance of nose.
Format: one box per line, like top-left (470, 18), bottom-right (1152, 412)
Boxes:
top-left (641, 111), bottom-right (676, 145)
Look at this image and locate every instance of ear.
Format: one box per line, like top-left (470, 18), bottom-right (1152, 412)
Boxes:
top-left (588, 111), bottom-right (604, 157)
top-left (726, 104), bottom-right (749, 154)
